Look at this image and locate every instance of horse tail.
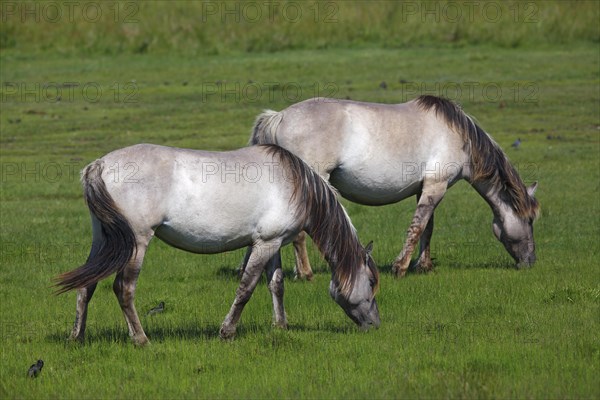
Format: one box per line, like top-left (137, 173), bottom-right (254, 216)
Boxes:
top-left (249, 110), bottom-right (283, 145)
top-left (54, 160), bottom-right (137, 294)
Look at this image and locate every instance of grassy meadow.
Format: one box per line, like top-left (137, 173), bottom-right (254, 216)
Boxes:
top-left (1, 1), bottom-right (599, 399)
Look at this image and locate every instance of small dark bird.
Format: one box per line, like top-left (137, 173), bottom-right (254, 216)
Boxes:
top-left (28, 360), bottom-right (44, 378)
top-left (147, 301), bottom-right (165, 316)
top-left (379, 81), bottom-right (387, 90)
top-left (511, 138), bottom-right (521, 149)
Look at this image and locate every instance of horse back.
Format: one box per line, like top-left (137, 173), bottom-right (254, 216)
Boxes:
top-left (270, 98), bottom-right (469, 203)
top-left (94, 144), bottom-right (300, 251)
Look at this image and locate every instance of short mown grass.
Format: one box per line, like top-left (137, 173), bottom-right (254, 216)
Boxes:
top-left (1, 21), bottom-right (599, 400)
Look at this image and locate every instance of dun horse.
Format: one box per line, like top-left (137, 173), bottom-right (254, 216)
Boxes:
top-left (55, 144), bottom-right (380, 345)
top-left (251, 95), bottom-right (539, 279)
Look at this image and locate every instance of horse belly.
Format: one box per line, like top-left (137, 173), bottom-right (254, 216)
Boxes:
top-left (154, 182), bottom-right (296, 254)
top-left (330, 166), bottom-right (421, 205)
top-left (154, 221), bottom-right (253, 254)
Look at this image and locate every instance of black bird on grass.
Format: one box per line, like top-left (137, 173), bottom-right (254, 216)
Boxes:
top-left (511, 138), bottom-right (521, 149)
top-left (146, 301), bottom-right (165, 316)
top-left (28, 360), bottom-right (44, 378)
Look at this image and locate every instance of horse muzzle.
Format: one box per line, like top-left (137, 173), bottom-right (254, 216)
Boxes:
top-left (359, 299), bottom-right (381, 330)
top-left (517, 252), bottom-right (536, 268)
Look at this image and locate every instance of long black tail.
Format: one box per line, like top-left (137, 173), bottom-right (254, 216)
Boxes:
top-left (54, 160), bottom-right (137, 294)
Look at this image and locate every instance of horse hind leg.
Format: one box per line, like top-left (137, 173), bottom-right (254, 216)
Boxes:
top-left (113, 235), bottom-right (152, 346)
top-left (393, 181), bottom-right (446, 277)
top-left (293, 231), bottom-right (313, 281)
top-left (69, 216), bottom-right (102, 343)
top-left (69, 282), bottom-right (97, 342)
top-left (266, 250), bottom-right (287, 329)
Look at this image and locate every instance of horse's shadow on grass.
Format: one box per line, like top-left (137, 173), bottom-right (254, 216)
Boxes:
top-left (47, 324), bottom-right (223, 344)
top-left (46, 320), bottom-right (357, 345)
top-left (215, 265), bottom-right (297, 281)
top-left (378, 259), bottom-right (515, 275)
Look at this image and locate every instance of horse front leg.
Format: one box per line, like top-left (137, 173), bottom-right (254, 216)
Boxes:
top-left (266, 250), bottom-right (287, 329)
top-left (220, 241), bottom-right (279, 340)
top-left (237, 246), bottom-right (252, 279)
top-left (113, 241), bottom-right (150, 346)
top-left (415, 213), bottom-right (435, 273)
top-left (393, 182), bottom-right (446, 277)
top-left (69, 283), bottom-right (97, 342)
top-left (293, 231), bottom-right (313, 280)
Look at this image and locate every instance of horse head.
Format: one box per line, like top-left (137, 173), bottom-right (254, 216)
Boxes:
top-left (492, 182), bottom-right (539, 268)
top-left (329, 241), bottom-right (380, 329)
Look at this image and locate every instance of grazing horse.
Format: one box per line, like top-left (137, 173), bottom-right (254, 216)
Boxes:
top-left (250, 95), bottom-right (539, 279)
top-left (55, 144), bottom-right (380, 345)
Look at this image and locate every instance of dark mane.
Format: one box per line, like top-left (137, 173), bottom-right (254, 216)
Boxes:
top-left (262, 145), bottom-right (378, 297)
top-left (415, 95), bottom-right (539, 220)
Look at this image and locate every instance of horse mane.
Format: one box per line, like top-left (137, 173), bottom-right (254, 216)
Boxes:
top-left (262, 145), bottom-right (379, 297)
top-left (415, 95), bottom-right (539, 220)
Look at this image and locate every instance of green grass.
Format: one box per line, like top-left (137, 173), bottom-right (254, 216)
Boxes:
top-left (1, 38), bottom-right (599, 400)
top-left (1, 1), bottom-right (598, 54)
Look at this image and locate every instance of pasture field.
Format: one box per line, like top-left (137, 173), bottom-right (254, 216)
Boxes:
top-left (1, 5), bottom-right (599, 398)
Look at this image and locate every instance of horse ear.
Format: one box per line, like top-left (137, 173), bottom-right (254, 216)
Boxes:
top-left (527, 181), bottom-right (538, 197)
top-left (365, 241), bottom-right (374, 255)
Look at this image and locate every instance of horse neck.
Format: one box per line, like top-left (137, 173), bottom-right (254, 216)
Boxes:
top-left (471, 180), bottom-right (514, 221)
top-left (304, 201), bottom-right (362, 293)
top-left (306, 207), bottom-right (361, 266)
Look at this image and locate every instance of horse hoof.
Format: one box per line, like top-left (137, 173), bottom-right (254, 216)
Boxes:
top-left (293, 272), bottom-right (314, 281)
top-left (395, 270), bottom-right (407, 278)
top-left (67, 336), bottom-right (84, 345)
top-left (392, 264), bottom-right (406, 278)
top-left (219, 326), bottom-right (236, 340)
top-left (272, 321), bottom-right (288, 330)
top-left (68, 332), bottom-right (85, 343)
top-left (132, 334), bottom-right (150, 347)
top-left (415, 262), bottom-right (434, 274)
